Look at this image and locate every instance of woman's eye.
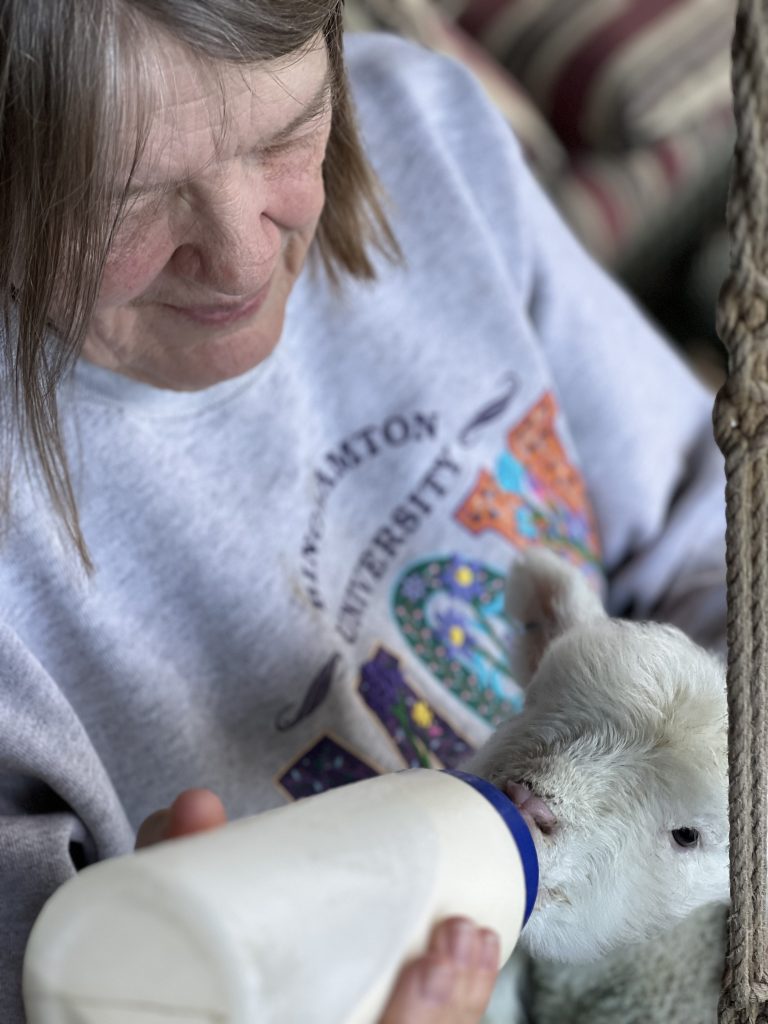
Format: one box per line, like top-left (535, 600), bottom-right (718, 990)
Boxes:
top-left (262, 140), bottom-right (304, 162)
top-left (671, 827), bottom-right (700, 848)
top-left (260, 126), bottom-right (324, 161)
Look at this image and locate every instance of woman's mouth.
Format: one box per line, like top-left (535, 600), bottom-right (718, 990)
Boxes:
top-left (164, 282), bottom-right (271, 326)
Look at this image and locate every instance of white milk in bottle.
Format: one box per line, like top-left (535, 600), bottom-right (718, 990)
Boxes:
top-left (23, 768), bottom-right (538, 1024)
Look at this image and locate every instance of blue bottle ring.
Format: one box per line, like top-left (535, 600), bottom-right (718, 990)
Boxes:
top-left (442, 769), bottom-right (539, 924)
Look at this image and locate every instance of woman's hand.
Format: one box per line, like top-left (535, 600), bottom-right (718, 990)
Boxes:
top-left (136, 788), bottom-right (500, 1024)
top-left (377, 916), bottom-right (500, 1024)
top-left (135, 787), bottom-right (228, 848)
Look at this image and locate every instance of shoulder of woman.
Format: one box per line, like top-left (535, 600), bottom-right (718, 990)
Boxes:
top-left (345, 31), bottom-right (492, 122)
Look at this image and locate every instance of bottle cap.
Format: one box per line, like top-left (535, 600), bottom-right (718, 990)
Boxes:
top-left (443, 769), bottom-right (539, 923)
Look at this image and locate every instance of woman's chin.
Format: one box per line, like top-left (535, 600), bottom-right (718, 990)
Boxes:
top-left (83, 300), bottom-right (287, 391)
top-left (152, 327), bottom-right (283, 390)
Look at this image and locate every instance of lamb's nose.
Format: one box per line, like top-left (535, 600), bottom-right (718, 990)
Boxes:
top-left (505, 781), bottom-right (558, 834)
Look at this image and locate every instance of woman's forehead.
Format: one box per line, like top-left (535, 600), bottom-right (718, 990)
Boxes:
top-left (124, 35), bottom-right (330, 191)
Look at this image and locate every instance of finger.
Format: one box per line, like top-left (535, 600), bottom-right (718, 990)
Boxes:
top-left (377, 952), bottom-right (458, 1024)
top-left (377, 918), bottom-right (500, 1024)
top-left (430, 919), bottom-right (500, 1022)
top-left (165, 788), bottom-right (228, 839)
top-left (463, 929), bottom-right (500, 1020)
top-left (135, 808), bottom-right (171, 849)
top-left (134, 789), bottom-right (228, 850)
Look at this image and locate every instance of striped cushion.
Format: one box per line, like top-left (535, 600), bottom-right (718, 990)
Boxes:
top-left (345, 0), bottom-right (735, 271)
top-left (452, 0), bottom-right (735, 150)
top-left (348, 0), bottom-right (569, 182)
top-left (554, 108), bottom-right (734, 264)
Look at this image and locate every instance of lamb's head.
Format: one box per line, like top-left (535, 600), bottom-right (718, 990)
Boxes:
top-left (466, 549), bottom-right (728, 964)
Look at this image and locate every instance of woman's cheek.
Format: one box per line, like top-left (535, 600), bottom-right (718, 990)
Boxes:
top-left (98, 220), bottom-right (174, 305)
top-left (272, 173), bottom-right (325, 232)
top-left (264, 137), bottom-right (329, 230)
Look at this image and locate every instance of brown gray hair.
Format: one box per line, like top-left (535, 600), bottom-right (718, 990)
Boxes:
top-left (0, 0), bottom-right (398, 567)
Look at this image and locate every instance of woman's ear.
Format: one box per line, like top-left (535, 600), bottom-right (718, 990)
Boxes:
top-left (506, 549), bottom-right (606, 686)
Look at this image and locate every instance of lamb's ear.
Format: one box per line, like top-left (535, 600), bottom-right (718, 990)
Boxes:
top-left (506, 549), bottom-right (606, 685)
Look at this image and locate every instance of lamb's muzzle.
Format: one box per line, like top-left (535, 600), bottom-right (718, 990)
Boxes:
top-left (465, 548), bottom-right (729, 964)
top-left (505, 780), bottom-right (558, 835)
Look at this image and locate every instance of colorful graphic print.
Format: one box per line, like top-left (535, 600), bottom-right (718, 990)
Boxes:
top-left (277, 392), bottom-right (602, 800)
top-left (393, 393), bottom-right (601, 728)
top-left (278, 735), bottom-right (379, 800)
top-left (359, 647), bottom-right (475, 768)
top-left (394, 556), bottom-right (522, 728)
top-left (455, 392), bottom-right (601, 572)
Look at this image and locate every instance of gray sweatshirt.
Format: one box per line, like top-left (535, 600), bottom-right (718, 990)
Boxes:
top-left (0, 33), bottom-right (726, 1022)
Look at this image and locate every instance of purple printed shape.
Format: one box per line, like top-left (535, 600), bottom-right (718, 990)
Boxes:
top-left (279, 735), bottom-right (378, 800)
top-left (359, 647), bottom-right (475, 769)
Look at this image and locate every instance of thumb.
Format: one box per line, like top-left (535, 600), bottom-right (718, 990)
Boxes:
top-left (135, 788), bottom-right (227, 849)
top-left (165, 788), bottom-right (228, 839)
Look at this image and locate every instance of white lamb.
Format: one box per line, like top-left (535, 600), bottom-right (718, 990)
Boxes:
top-left (464, 548), bottom-right (729, 1005)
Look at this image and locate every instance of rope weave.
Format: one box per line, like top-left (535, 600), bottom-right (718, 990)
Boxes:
top-left (715, 2), bottom-right (768, 1020)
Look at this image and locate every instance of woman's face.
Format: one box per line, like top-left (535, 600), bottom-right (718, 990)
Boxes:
top-left (82, 36), bottom-right (332, 390)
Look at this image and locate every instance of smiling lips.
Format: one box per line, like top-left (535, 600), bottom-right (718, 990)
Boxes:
top-left (165, 282), bottom-right (270, 326)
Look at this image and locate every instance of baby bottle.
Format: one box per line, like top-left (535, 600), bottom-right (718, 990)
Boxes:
top-left (23, 768), bottom-right (538, 1024)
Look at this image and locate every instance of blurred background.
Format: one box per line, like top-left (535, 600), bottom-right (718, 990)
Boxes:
top-left (345, 0), bottom-right (735, 390)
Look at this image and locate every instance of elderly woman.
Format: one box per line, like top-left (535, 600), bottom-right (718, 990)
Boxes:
top-left (0, 1), bottom-right (727, 1022)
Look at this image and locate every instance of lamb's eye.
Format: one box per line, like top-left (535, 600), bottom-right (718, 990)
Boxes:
top-left (671, 827), bottom-right (700, 848)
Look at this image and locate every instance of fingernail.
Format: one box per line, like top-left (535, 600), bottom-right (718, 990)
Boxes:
top-left (420, 961), bottom-right (455, 1003)
top-left (447, 920), bottom-right (475, 966)
top-left (479, 929), bottom-right (500, 971)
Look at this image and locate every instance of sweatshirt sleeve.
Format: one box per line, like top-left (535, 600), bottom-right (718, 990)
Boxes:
top-left (513, 149), bottom-right (727, 650)
top-left (0, 625), bottom-right (134, 1024)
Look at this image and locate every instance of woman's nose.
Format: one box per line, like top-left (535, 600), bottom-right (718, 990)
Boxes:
top-left (169, 170), bottom-right (281, 297)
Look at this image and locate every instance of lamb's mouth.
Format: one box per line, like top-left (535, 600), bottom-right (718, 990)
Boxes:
top-left (505, 780), bottom-right (558, 837)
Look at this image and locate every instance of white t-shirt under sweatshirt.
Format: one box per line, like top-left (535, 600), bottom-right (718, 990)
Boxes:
top-left (0, 33), bottom-right (726, 1021)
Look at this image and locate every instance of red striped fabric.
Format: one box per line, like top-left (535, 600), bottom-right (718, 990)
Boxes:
top-left (345, 0), bottom-right (735, 268)
top-left (549, 0), bottom-right (691, 147)
top-left (556, 109), bottom-right (734, 263)
top-left (654, 139), bottom-right (684, 185)
top-left (570, 166), bottom-right (626, 246)
top-left (456, 0), bottom-right (513, 38)
top-left (453, 0), bottom-right (735, 151)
